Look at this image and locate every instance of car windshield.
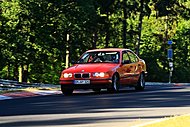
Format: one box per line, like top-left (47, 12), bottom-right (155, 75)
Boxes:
top-left (77, 51), bottom-right (120, 64)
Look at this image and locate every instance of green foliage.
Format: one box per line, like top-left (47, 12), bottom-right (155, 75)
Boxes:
top-left (0, 0), bottom-right (190, 83)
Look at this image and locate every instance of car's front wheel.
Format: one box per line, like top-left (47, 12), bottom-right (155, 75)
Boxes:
top-left (61, 85), bottom-right (73, 95)
top-left (108, 73), bottom-right (120, 93)
top-left (135, 73), bottom-right (145, 91)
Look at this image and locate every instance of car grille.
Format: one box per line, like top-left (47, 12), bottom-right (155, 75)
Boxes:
top-left (74, 73), bottom-right (90, 78)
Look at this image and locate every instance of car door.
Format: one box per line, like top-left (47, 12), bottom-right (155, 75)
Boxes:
top-left (119, 51), bottom-right (134, 85)
top-left (127, 51), bottom-right (141, 84)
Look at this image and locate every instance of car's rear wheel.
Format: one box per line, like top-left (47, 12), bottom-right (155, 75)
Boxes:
top-left (135, 73), bottom-right (145, 91)
top-left (61, 85), bottom-right (73, 95)
top-left (108, 73), bottom-right (120, 93)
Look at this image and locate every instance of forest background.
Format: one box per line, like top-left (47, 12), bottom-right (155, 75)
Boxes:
top-left (0, 0), bottom-right (190, 84)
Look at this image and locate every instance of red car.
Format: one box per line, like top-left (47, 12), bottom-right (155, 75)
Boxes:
top-left (60, 48), bottom-right (147, 95)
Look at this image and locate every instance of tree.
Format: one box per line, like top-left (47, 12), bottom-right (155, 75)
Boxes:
top-left (0, 0), bottom-right (190, 83)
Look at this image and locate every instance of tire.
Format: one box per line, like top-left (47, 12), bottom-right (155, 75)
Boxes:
top-left (108, 73), bottom-right (120, 93)
top-left (61, 85), bottom-right (73, 95)
top-left (92, 88), bottom-right (101, 93)
top-left (135, 73), bottom-right (145, 91)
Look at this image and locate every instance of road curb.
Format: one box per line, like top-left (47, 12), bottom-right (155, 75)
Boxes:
top-left (0, 90), bottom-right (61, 101)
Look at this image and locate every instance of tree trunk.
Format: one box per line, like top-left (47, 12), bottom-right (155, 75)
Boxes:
top-left (7, 63), bottom-right (10, 79)
top-left (105, 11), bottom-right (109, 48)
top-left (65, 34), bottom-right (69, 68)
top-left (92, 32), bottom-right (97, 49)
top-left (122, 0), bottom-right (127, 48)
top-left (19, 65), bottom-right (22, 82)
top-left (14, 64), bottom-right (19, 80)
top-left (136, 0), bottom-right (144, 56)
top-left (22, 65), bottom-right (28, 83)
top-left (163, 15), bottom-right (168, 71)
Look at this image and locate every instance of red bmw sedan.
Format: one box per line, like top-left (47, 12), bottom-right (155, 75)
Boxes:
top-left (60, 48), bottom-right (147, 95)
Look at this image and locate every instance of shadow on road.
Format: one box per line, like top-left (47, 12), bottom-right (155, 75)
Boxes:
top-left (0, 85), bottom-right (190, 126)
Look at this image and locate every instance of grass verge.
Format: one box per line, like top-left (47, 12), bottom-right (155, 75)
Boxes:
top-left (140, 114), bottom-right (190, 127)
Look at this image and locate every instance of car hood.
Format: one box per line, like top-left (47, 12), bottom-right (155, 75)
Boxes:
top-left (63, 63), bottom-right (119, 73)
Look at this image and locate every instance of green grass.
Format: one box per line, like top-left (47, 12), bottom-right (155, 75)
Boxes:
top-left (141, 115), bottom-right (190, 127)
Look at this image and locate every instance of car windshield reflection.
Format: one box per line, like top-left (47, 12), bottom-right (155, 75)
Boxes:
top-left (77, 51), bottom-right (120, 64)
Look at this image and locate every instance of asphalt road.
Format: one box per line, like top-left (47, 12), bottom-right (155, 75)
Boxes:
top-left (1, 84), bottom-right (190, 127)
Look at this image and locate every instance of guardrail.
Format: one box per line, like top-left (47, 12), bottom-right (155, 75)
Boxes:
top-left (0, 79), bottom-right (59, 91)
top-left (1, 79), bottom-right (187, 91)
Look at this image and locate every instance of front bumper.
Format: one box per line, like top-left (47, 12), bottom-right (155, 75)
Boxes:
top-left (60, 78), bottom-right (112, 89)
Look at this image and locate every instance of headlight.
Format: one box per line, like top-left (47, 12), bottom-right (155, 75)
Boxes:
top-left (93, 72), bottom-right (108, 78)
top-left (63, 73), bottom-right (72, 78)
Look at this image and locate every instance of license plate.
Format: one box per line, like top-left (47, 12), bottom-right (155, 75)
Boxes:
top-left (74, 80), bottom-right (90, 84)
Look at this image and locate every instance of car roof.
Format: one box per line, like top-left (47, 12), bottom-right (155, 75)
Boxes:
top-left (86, 48), bottom-right (131, 52)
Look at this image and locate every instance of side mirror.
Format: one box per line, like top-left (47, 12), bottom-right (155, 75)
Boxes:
top-left (122, 60), bottom-right (130, 64)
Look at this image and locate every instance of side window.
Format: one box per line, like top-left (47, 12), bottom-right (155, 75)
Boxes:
top-left (127, 51), bottom-right (138, 63)
top-left (122, 52), bottom-right (130, 63)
